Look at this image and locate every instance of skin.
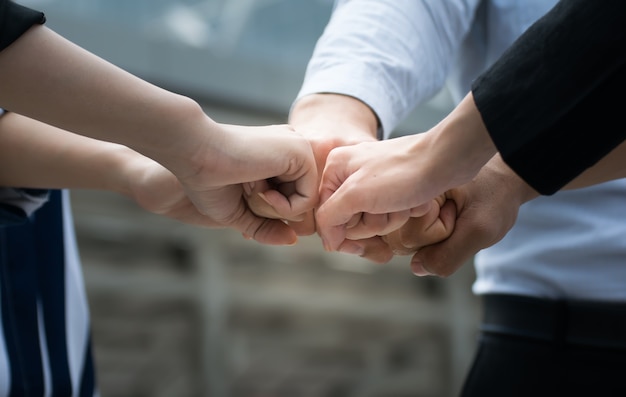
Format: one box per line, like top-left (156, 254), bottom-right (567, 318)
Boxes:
top-left (288, 93), bottom-right (433, 263)
top-left (310, 88), bottom-right (626, 276)
top-left (314, 92), bottom-right (496, 252)
top-left (0, 112), bottom-right (315, 244)
top-left (0, 25), bottom-right (319, 244)
top-left (411, 140), bottom-right (626, 277)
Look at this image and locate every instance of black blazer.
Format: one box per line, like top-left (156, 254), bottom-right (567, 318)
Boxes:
top-left (471, 0), bottom-right (626, 195)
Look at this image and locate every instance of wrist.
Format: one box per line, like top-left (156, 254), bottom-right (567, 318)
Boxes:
top-left (426, 92), bottom-right (497, 188)
top-left (101, 144), bottom-right (148, 197)
top-left (485, 155), bottom-right (540, 205)
top-left (290, 93), bottom-right (379, 141)
top-left (137, 98), bottom-right (221, 181)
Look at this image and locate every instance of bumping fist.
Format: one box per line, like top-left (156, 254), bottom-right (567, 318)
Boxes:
top-left (245, 182), bottom-right (454, 260)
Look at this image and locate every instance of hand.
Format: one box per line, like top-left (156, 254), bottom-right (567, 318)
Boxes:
top-left (174, 122), bottom-right (319, 245)
top-left (124, 148), bottom-right (306, 246)
top-left (289, 94), bottom-right (399, 263)
top-left (315, 134), bottom-right (439, 251)
top-left (334, 195), bottom-right (455, 265)
top-left (409, 155), bottom-right (538, 277)
top-left (125, 155), bottom-right (223, 228)
top-left (288, 93), bottom-right (380, 235)
top-left (314, 92), bottom-right (502, 252)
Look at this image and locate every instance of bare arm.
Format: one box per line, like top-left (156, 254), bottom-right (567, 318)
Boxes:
top-left (0, 25), bottom-right (319, 244)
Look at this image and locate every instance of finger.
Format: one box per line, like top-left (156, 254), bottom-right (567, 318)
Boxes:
top-left (337, 237), bottom-right (394, 264)
top-left (409, 216), bottom-right (483, 278)
top-left (381, 231), bottom-right (417, 256)
top-left (258, 190), bottom-right (307, 221)
top-left (345, 210), bottom-right (410, 240)
top-left (400, 200), bottom-right (455, 249)
top-left (438, 199), bottom-right (457, 238)
top-left (409, 201), bottom-right (433, 217)
top-left (316, 186), bottom-right (356, 251)
top-left (245, 192), bottom-right (283, 219)
top-left (346, 213), bottom-right (362, 229)
top-left (232, 205), bottom-right (298, 246)
top-left (243, 179), bottom-right (283, 219)
top-left (287, 152), bottom-right (320, 216)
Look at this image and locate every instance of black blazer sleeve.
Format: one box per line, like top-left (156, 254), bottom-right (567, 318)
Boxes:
top-left (471, 0), bottom-right (626, 195)
top-left (0, 0), bottom-right (45, 51)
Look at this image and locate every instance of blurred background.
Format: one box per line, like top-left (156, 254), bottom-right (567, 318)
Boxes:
top-left (21, 1), bottom-right (479, 396)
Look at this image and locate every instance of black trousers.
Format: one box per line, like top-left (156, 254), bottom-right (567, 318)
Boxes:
top-left (460, 294), bottom-right (626, 397)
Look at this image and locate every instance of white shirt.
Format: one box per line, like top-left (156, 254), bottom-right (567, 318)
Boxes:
top-left (296, 0), bottom-right (626, 301)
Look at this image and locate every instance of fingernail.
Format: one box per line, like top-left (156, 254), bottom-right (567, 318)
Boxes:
top-left (410, 260), bottom-right (431, 277)
top-left (257, 192), bottom-right (272, 206)
top-left (338, 241), bottom-right (365, 256)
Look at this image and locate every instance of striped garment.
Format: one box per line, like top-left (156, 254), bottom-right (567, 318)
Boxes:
top-left (0, 190), bottom-right (97, 396)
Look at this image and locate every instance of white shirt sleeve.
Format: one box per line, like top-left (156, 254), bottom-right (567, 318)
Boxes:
top-left (294, 0), bottom-right (481, 137)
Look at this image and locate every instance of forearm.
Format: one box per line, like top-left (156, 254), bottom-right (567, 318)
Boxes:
top-left (0, 111), bottom-right (140, 195)
top-left (471, 0), bottom-right (626, 194)
top-left (290, 93), bottom-right (379, 140)
top-left (419, 92), bottom-right (498, 190)
top-left (0, 25), bottom-right (216, 175)
top-left (298, 0), bottom-right (479, 136)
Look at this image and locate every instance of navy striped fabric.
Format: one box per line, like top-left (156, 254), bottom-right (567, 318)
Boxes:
top-left (0, 190), bottom-right (96, 396)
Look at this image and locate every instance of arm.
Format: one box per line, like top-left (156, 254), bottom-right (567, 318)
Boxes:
top-left (289, 94), bottom-right (398, 263)
top-left (288, 0), bottom-right (480, 261)
top-left (296, 0), bottom-right (481, 136)
top-left (0, 111), bottom-right (317, 245)
top-left (316, 80), bottom-right (626, 251)
top-left (410, 140), bottom-right (626, 277)
top-left (472, 0), bottom-right (626, 194)
top-left (0, 24), bottom-right (318, 244)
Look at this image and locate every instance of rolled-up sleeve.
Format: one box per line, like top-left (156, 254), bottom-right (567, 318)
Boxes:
top-left (294, 0), bottom-right (480, 137)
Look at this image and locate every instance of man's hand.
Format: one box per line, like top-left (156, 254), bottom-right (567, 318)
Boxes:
top-left (288, 94), bottom-right (380, 234)
top-left (409, 155), bottom-right (538, 277)
top-left (315, 134), bottom-right (440, 251)
top-left (289, 93), bottom-right (399, 263)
